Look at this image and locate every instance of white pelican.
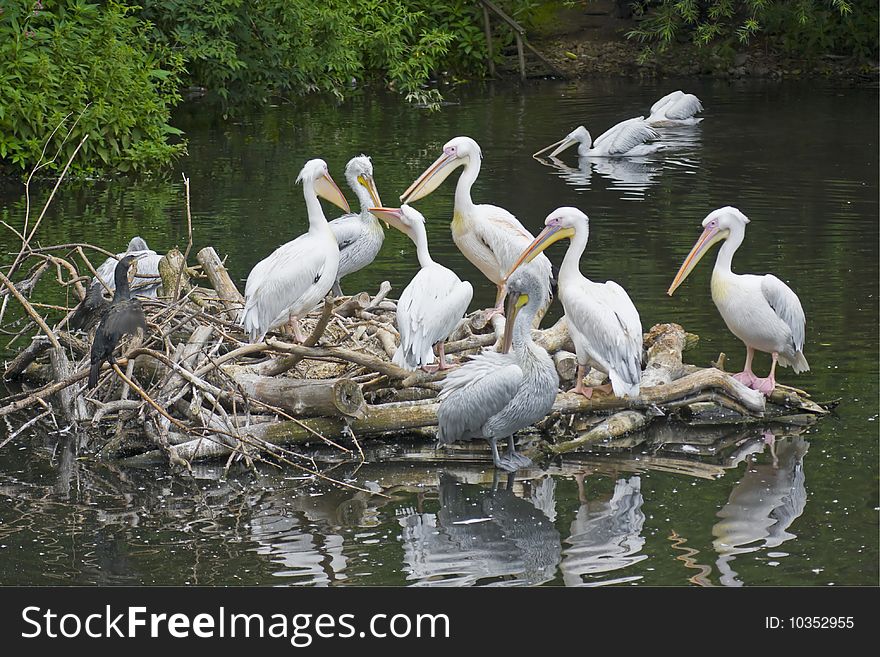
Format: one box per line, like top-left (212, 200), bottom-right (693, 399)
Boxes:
top-left (508, 207), bottom-right (642, 399)
top-left (437, 269), bottom-right (558, 472)
top-left (241, 159), bottom-right (350, 343)
top-left (93, 236), bottom-right (163, 298)
top-left (646, 90), bottom-right (704, 126)
top-left (533, 118), bottom-right (660, 159)
top-left (371, 205), bottom-right (473, 371)
top-left (329, 155), bottom-right (384, 295)
top-left (667, 206), bottom-right (809, 394)
top-left (399, 136), bottom-right (552, 314)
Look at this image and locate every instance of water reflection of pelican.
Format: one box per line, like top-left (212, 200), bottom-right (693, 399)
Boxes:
top-left (535, 155), bottom-right (661, 199)
top-left (561, 473), bottom-right (647, 586)
top-left (398, 473), bottom-right (561, 586)
top-left (712, 434), bottom-right (809, 586)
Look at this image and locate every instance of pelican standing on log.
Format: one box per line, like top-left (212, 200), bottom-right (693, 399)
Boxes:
top-left (241, 159), bottom-right (350, 343)
top-left (508, 207), bottom-right (643, 399)
top-left (437, 269), bottom-right (558, 472)
top-left (646, 90), bottom-right (704, 126)
top-left (533, 119), bottom-right (660, 159)
top-left (371, 205), bottom-right (473, 371)
top-left (400, 136), bottom-right (552, 315)
top-left (329, 155), bottom-right (384, 295)
top-left (667, 206), bottom-right (809, 395)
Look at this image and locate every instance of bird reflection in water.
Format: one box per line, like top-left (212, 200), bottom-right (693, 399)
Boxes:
top-left (560, 472), bottom-right (647, 586)
top-left (712, 432), bottom-right (809, 586)
top-left (397, 472), bottom-right (561, 586)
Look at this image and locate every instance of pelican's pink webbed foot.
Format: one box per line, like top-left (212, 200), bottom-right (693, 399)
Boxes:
top-left (752, 375), bottom-right (776, 396)
top-left (732, 370), bottom-right (758, 387)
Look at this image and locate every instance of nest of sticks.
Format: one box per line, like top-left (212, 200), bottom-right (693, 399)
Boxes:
top-left (0, 164), bottom-right (833, 491)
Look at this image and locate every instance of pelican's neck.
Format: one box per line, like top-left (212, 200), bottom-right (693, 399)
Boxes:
top-left (303, 178), bottom-right (329, 233)
top-left (559, 222), bottom-right (589, 283)
top-left (713, 225), bottom-right (745, 277)
top-left (454, 156), bottom-right (479, 215)
top-left (411, 222), bottom-right (434, 269)
top-left (351, 180), bottom-right (373, 215)
top-left (577, 132), bottom-right (593, 156)
top-left (512, 299), bottom-right (540, 352)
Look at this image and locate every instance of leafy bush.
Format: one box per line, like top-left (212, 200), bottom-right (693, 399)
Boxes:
top-left (0, 0), bottom-right (186, 175)
top-left (626, 0), bottom-right (877, 61)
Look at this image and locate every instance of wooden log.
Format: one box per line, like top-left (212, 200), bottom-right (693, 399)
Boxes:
top-left (641, 322), bottom-right (686, 387)
top-left (48, 346), bottom-right (88, 422)
top-left (553, 350), bottom-right (578, 383)
top-left (158, 248), bottom-right (190, 299)
top-left (5, 336), bottom-right (52, 379)
top-left (196, 246), bottom-right (243, 320)
top-left (233, 374), bottom-right (366, 419)
top-left (540, 410), bottom-right (650, 456)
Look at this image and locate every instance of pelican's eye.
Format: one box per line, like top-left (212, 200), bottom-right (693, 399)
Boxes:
top-left (444, 146), bottom-right (456, 156)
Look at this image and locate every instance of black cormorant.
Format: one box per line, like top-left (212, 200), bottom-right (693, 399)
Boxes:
top-left (88, 255), bottom-right (147, 389)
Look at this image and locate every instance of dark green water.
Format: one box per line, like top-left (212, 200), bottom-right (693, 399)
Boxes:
top-left (0, 79), bottom-right (877, 586)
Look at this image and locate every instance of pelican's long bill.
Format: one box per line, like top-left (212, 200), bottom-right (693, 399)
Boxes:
top-left (501, 292), bottom-right (528, 354)
top-left (667, 224), bottom-right (727, 295)
top-left (358, 174), bottom-right (382, 208)
top-left (533, 136), bottom-right (577, 159)
top-left (315, 172), bottom-right (351, 213)
top-left (399, 150), bottom-right (461, 204)
top-left (368, 207), bottom-right (406, 234)
top-left (505, 223), bottom-right (575, 280)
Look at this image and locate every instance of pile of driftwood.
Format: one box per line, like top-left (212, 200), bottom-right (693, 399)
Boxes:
top-left (1, 235), bottom-right (831, 486)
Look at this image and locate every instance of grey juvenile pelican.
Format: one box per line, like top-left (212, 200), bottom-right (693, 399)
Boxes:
top-left (533, 119), bottom-right (660, 159)
top-left (509, 207), bottom-right (643, 399)
top-left (241, 159), bottom-right (350, 343)
top-left (437, 269), bottom-right (558, 472)
top-left (371, 205), bottom-right (473, 371)
top-left (400, 136), bottom-right (552, 315)
top-left (667, 206), bottom-right (809, 395)
top-left (329, 155), bottom-right (384, 295)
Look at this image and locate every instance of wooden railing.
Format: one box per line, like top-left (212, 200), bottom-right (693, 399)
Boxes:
top-left (478, 0), bottom-right (562, 79)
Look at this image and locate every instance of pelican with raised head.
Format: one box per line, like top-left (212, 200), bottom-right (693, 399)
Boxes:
top-left (667, 206), bottom-right (809, 395)
top-left (437, 269), bottom-right (558, 472)
top-left (371, 205), bottom-right (473, 371)
top-left (508, 207), bottom-right (643, 399)
top-left (399, 136), bottom-right (552, 315)
top-left (329, 155), bottom-right (384, 295)
top-left (241, 159), bottom-right (350, 343)
top-left (646, 90), bottom-right (704, 126)
top-left (533, 119), bottom-right (660, 159)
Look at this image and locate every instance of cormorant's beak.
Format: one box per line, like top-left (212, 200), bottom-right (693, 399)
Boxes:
top-left (368, 207), bottom-right (407, 236)
top-left (501, 292), bottom-right (528, 354)
top-left (667, 225), bottom-right (728, 295)
top-left (400, 149), bottom-right (463, 204)
top-left (533, 136), bottom-right (578, 159)
top-left (504, 223), bottom-right (574, 280)
top-left (315, 172), bottom-right (350, 213)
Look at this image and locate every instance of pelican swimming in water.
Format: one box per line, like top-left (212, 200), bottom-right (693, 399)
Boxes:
top-left (329, 155), bottom-right (384, 295)
top-left (241, 159), bottom-right (350, 343)
top-left (646, 90), bottom-right (704, 126)
top-left (508, 207), bottom-right (642, 399)
top-left (533, 119), bottom-right (660, 159)
top-left (93, 236), bottom-right (163, 298)
top-left (667, 206), bottom-right (809, 395)
top-left (437, 269), bottom-right (558, 472)
top-left (371, 205), bottom-right (473, 371)
top-left (400, 136), bottom-right (552, 315)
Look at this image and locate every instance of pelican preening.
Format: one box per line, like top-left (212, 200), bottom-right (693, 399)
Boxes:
top-left (400, 136), bottom-right (553, 314)
top-left (88, 255), bottom-right (147, 389)
top-left (241, 159), bottom-right (350, 343)
top-left (370, 205), bottom-right (473, 371)
top-left (437, 269), bottom-right (558, 472)
top-left (329, 155), bottom-right (384, 296)
top-left (508, 207), bottom-right (643, 399)
top-left (646, 90), bottom-right (704, 126)
top-left (668, 206), bottom-right (809, 395)
top-left (533, 119), bottom-right (661, 159)
top-left (93, 236), bottom-right (163, 298)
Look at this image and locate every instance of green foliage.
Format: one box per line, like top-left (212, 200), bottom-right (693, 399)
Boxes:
top-left (626, 0), bottom-right (877, 61)
top-left (0, 0), bottom-right (186, 175)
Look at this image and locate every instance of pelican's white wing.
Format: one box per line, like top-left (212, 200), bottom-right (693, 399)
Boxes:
top-left (242, 233), bottom-right (338, 342)
top-left (437, 350), bottom-right (522, 444)
top-left (760, 274), bottom-right (806, 353)
top-left (663, 93), bottom-right (703, 121)
top-left (564, 279), bottom-right (643, 397)
top-left (329, 212), bottom-right (363, 252)
top-left (593, 118), bottom-right (659, 156)
top-left (394, 265), bottom-right (473, 370)
top-left (650, 90), bottom-right (685, 116)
